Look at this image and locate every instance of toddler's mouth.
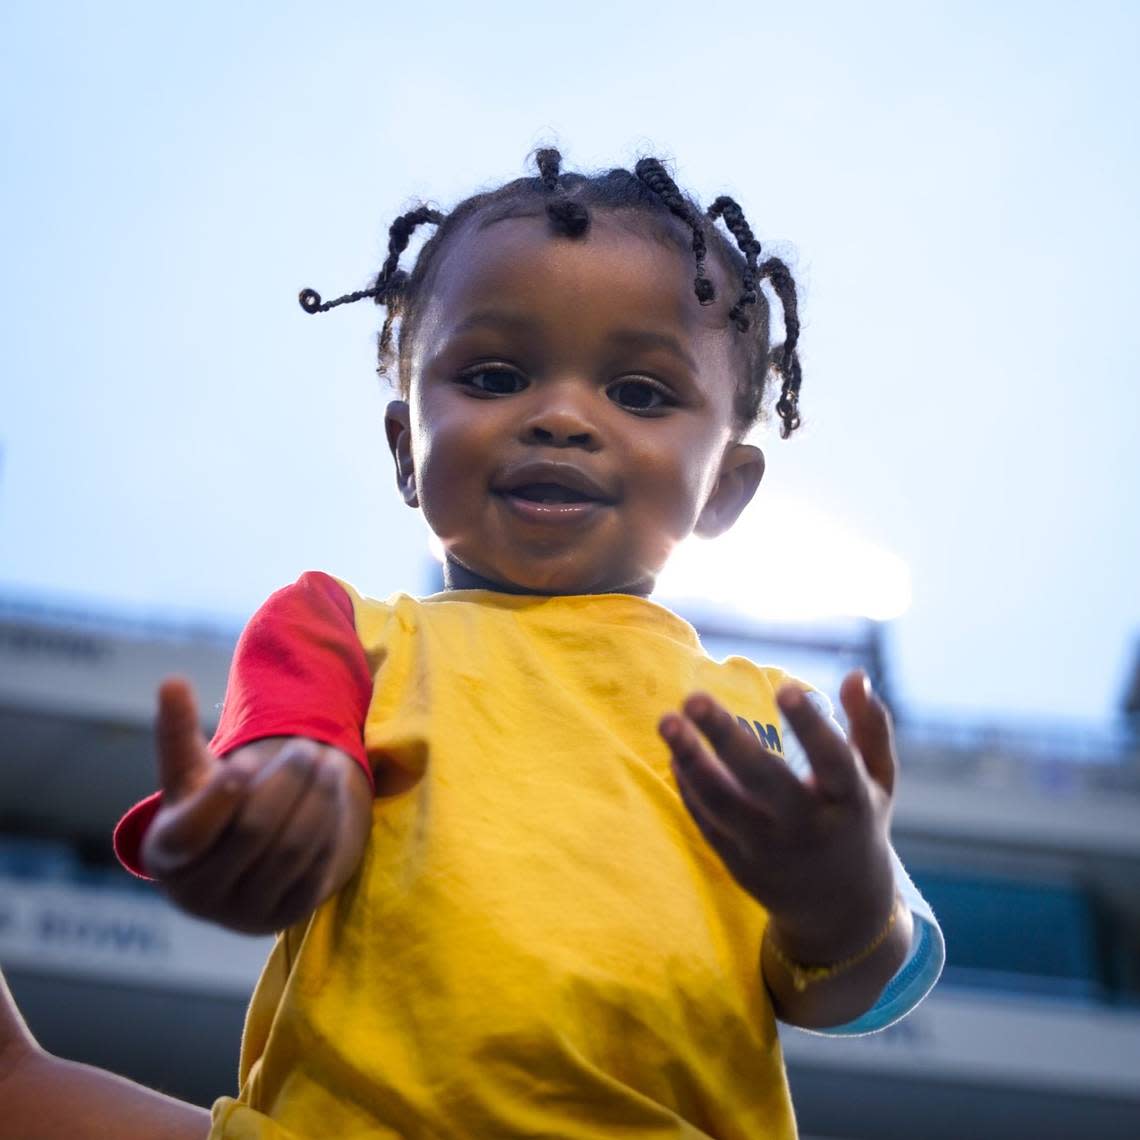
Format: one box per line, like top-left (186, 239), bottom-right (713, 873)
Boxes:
top-left (508, 483), bottom-right (596, 504)
top-left (494, 473), bottom-right (612, 525)
top-left (493, 461), bottom-right (616, 508)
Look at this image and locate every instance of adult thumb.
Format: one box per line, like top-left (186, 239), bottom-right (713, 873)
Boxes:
top-left (155, 677), bottom-right (215, 801)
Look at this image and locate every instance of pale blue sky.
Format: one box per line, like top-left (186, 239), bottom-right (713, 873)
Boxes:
top-left (2, 1), bottom-right (1137, 725)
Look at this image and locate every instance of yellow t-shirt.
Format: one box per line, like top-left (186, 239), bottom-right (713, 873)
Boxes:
top-left (211, 583), bottom-right (804, 1139)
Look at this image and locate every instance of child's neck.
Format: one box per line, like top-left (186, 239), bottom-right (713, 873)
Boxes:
top-left (442, 557), bottom-right (653, 599)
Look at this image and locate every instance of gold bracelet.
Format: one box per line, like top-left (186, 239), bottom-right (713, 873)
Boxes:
top-left (767, 895), bottom-right (903, 993)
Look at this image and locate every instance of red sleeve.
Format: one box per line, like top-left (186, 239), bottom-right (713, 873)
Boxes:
top-left (113, 570), bottom-right (375, 880)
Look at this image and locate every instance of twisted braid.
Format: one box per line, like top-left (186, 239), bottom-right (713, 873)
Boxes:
top-left (535, 147), bottom-right (561, 191)
top-left (535, 147), bottom-right (590, 237)
top-left (299, 205), bottom-right (445, 370)
top-left (299, 206), bottom-right (445, 313)
top-left (298, 285), bottom-right (377, 314)
top-left (377, 207), bottom-right (446, 295)
top-left (706, 196), bottom-right (762, 333)
top-left (759, 256), bottom-right (802, 437)
top-left (374, 207), bottom-right (446, 362)
top-left (634, 158), bottom-right (716, 305)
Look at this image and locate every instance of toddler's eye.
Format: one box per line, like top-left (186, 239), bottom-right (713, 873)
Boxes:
top-left (608, 379), bottom-right (673, 412)
top-left (457, 367), bottom-right (526, 396)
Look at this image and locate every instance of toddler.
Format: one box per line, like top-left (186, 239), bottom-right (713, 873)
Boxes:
top-left (7, 147), bottom-right (944, 1140)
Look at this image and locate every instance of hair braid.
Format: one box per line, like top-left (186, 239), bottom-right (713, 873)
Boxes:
top-left (377, 208), bottom-right (446, 296)
top-left (299, 204), bottom-right (445, 371)
top-left (534, 147), bottom-right (590, 237)
top-left (374, 206), bottom-right (446, 362)
top-left (299, 206), bottom-right (443, 314)
top-left (759, 256), bottom-right (803, 438)
top-left (634, 158), bottom-right (716, 305)
top-left (535, 147), bottom-right (561, 191)
top-left (297, 285), bottom-right (373, 314)
top-left (706, 196), bottom-right (762, 333)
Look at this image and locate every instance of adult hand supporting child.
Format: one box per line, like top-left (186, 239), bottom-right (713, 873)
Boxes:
top-left (658, 670), bottom-right (911, 1029)
top-left (140, 679), bottom-right (372, 936)
top-left (0, 964), bottom-right (210, 1139)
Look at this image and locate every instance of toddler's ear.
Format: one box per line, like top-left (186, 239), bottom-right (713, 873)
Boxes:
top-left (385, 400), bottom-right (419, 508)
top-left (694, 443), bottom-right (764, 538)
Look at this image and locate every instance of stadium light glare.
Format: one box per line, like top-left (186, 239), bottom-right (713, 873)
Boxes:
top-left (654, 495), bottom-right (912, 623)
top-left (425, 495), bottom-right (910, 623)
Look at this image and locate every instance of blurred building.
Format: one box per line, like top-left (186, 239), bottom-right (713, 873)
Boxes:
top-left (1, 593), bottom-right (1139, 1139)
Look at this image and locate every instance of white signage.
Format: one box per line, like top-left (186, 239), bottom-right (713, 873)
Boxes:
top-left (0, 875), bottom-right (271, 996)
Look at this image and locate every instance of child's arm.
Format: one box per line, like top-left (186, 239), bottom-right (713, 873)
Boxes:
top-left (0, 966), bottom-right (209, 1140)
top-left (659, 670), bottom-right (912, 1030)
top-left (136, 678), bottom-right (373, 935)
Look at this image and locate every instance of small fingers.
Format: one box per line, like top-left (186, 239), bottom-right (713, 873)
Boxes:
top-left (203, 740), bottom-right (324, 890)
top-left (678, 693), bottom-right (804, 813)
top-left (777, 685), bottom-right (862, 801)
top-left (244, 760), bottom-right (342, 918)
top-left (265, 841), bottom-right (337, 930)
top-left (155, 678), bottom-right (215, 801)
top-left (840, 671), bottom-right (897, 797)
top-left (659, 712), bottom-right (751, 846)
top-left (141, 764), bottom-right (249, 879)
top-left (151, 740), bottom-right (319, 899)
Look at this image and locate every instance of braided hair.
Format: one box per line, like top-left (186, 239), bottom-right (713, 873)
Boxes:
top-left (299, 148), bottom-right (804, 438)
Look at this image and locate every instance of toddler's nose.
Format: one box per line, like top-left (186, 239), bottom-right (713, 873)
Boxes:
top-left (519, 393), bottom-right (600, 450)
top-left (525, 422), bottom-right (596, 448)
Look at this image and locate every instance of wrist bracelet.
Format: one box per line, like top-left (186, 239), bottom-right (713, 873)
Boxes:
top-left (767, 894), bottom-right (903, 993)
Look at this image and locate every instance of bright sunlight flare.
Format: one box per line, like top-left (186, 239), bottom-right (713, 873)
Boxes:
top-left (654, 495), bottom-right (912, 623)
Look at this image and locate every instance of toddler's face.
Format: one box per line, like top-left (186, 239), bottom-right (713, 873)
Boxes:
top-left (386, 212), bottom-right (764, 595)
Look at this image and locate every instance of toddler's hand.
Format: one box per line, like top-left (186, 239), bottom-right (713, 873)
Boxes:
top-left (658, 671), bottom-right (897, 951)
top-left (140, 678), bottom-right (372, 935)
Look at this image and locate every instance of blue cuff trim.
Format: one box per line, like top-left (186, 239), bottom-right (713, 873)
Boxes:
top-left (806, 911), bottom-right (945, 1037)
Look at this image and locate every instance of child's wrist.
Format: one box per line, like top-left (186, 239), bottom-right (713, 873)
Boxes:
top-left (765, 873), bottom-right (898, 968)
top-left (765, 891), bottom-right (904, 992)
